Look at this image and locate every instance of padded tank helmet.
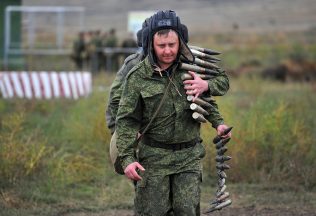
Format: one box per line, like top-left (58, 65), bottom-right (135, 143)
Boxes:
top-left (136, 17), bottom-right (151, 47)
top-left (142, 10), bottom-right (194, 63)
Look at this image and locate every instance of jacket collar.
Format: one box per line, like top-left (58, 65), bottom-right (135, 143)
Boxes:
top-left (143, 57), bottom-right (179, 78)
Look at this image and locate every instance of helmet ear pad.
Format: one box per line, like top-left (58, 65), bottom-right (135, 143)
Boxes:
top-left (180, 24), bottom-right (189, 43)
top-left (142, 27), bottom-right (150, 56)
top-left (136, 29), bottom-right (142, 47)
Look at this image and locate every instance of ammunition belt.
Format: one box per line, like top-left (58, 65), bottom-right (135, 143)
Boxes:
top-left (143, 137), bottom-right (201, 151)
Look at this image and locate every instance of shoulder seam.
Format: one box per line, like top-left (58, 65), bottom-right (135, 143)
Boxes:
top-left (126, 59), bottom-right (144, 79)
top-left (124, 53), bottom-right (141, 64)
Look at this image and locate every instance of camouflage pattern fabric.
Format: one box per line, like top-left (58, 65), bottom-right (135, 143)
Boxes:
top-left (116, 57), bottom-right (224, 169)
top-left (135, 144), bottom-right (203, 215)
top-left (115, 57), bottom-right (224, 215)
top-left (116, 58), bottom-right (223, 216)
top-left (106, 51), bottom-right (144, 134)
top-left (105, 51), bottom-right (229, 133)
top-left (207, 68), bottom-right (229, 96)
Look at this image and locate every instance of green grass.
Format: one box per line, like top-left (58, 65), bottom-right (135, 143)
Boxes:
top-left (201, 76), bottom-right (316, 189)
top-left (1, 33), bottom-right (316, 215)
top-left (1, 74), bottom-right (315, 215)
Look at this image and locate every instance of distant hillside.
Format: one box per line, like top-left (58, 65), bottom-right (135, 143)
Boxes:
top-left (23, 0), bottom-right (316, 38)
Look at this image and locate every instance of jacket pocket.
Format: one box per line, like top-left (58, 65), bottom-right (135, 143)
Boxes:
top-left (140, 88), bottom-right (173, 119)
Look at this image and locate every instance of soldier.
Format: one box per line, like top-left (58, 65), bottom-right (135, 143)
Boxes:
top-left (101, 31), bottom-right (109, 71)
top-left (115, 10), bottom-right (231, 216)
top-left (121, 32), bottom-right (138, 59)
top-left (90, 30), bottom-right (103, 73)
top-left (104, 28), bottom-right (119, 71)
top-left (71, 31), bottom-right (86, 70)
top-left (106, 16), bottom-right (230, 135)
top-left (84, 30), bottom-right (95, 70)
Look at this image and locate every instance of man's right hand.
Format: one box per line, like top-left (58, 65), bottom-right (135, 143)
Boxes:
top-left (216, 124), bottom-right (232, 139)
top-left (124, 162), bottom-right (145, 181)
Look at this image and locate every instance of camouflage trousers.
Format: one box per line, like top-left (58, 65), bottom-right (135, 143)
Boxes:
top-left (134, 141), bottom-right (205, 216)
top-left (134, 171), bottom-right (201, 216)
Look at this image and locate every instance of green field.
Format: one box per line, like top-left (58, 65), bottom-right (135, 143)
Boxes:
top-left (1, 74), bottom-right (315, 215)
top-left (1, 32), bottom-right (316, 215)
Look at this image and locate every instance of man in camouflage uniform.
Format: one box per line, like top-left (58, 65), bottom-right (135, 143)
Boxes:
top-left (106, 49), bottom-right (144, 134)
top-left (105, 17), bottom-right (230, 135)
top-left (115, 10), bottom-right (231, 216)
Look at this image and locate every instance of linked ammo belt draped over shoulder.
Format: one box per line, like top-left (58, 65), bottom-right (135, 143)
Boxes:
top-left (143, 137), bottom-right (202, 151)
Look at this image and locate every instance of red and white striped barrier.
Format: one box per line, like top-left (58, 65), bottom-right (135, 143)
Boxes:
top-left (0, 71), bottom-right (92, 99)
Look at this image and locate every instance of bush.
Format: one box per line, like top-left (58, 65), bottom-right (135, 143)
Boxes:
top-left (0, 112), bottom-right (51, 185)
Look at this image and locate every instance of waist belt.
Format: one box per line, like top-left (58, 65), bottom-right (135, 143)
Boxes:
top-left (143, 137), bottom-right (201, 151)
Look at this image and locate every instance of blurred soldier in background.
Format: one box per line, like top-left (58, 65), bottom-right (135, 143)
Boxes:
top-left (89, 30), bottom-right (103, 73)
top-left (71, 31), bottom-right (86, 70)
top-left (101, 31), bottom-right (109, 71)
top-left (84, 31), bottom-right (94, 70)
top-left (104, 28), bottom-right (119, 71)
top-left (121, 32), bottom-right (138, 59)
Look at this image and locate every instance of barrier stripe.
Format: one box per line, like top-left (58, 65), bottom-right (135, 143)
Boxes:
top-left (11, 73), bottom-right (22, 97)
top-left (68, 72), bottom-right (77, 99)
top-left (75, 72), bottom-right (84, 96)
top-left (0, 71), bottom-right (92, 99)
top-left (58, 72), bottom-right (65, 98)
top-left (0, 73), bottom-right (8, 98)
top-left (67, 72), bottom-right (75, 99)
top-left (74, 72), bottom-right (81, 99)
top-left (21, 72), bottom-right (32, 99)
top-left (47, 73), bottom-right (54, 99)
top-left (2, 74), bottom-right (10, 98)
top-left (4, 75), bottom-right (13, 98)
top-left (40, 72), bottom-right (49, 99)
top-left (32, 72), bottom-right (41, 99)
top-left (60, 73), bottom-right (69, 98)
top-left (39, 73), bottom-right (45, 99)
top-left (8, 73), bottom-right (17, 97)
top-left (51, 72), bottom-right (59, 98)
top-left (18, 73), bottom-right (26, 98)
top-left (83, 73), bottom-right (91, 95)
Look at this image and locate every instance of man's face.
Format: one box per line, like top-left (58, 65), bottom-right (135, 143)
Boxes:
top-left (153, 30), bottom-right (179, 70)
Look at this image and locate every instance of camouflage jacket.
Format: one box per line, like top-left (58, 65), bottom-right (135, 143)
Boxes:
top-left (116, 57), bottom-right (225, 169)
top-left (105, 51), bottom-right (229, 134)
top-left (106, 51), bottom-right (144, 133)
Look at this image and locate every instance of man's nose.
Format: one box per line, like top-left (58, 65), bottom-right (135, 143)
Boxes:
top-left (164, 46), bottom-right (171, 54)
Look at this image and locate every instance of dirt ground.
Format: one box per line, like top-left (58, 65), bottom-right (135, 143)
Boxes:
top-left (63, 183), bottom-right (316, 216)
top-left (64, 206), bottom-right (316, 216)
top-left (2, 183), bottom-right (316, 216)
